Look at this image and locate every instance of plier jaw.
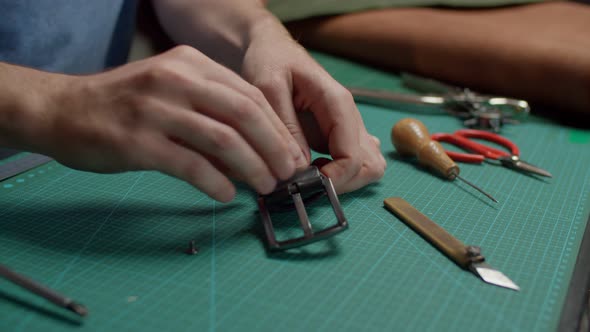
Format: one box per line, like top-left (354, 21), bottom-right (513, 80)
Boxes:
top-left (498, 156), bottom-right (553, 178)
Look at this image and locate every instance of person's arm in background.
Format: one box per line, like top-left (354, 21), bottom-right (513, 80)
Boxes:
top-left (0, 45), bottom-right (305, 202)
top-left (152, 0), bottom-right (386, 194)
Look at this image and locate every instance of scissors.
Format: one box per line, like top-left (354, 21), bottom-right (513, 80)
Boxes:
top-left (431, 129), bottom-right (553, 178)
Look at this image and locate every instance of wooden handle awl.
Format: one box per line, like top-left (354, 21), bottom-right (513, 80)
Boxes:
top-left (391, 118), bottom-right (460, 179)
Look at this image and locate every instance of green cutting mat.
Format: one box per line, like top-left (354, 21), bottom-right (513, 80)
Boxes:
top-left (1, 52), bottom-right (590, 332)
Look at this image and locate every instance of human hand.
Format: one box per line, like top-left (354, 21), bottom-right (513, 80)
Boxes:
top-left (240, 17), bottom-right (386, 193)
top-left (27, 46), bottom-right (305, 202)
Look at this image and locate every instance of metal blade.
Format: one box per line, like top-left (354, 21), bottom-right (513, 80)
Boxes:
top-left (470, 262), bottom-right (520, 291)
top-left (513, 160), bottom-right (553, 178)
top-left (500, 157), bottom-right (553, 178)
top-left (401, 72), bottom-right (458, 94)
top-left (347, 87), bottom-right (446, 106)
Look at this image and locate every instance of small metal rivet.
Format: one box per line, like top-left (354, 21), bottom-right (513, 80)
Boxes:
top-left (185, 240), bottom-right (199, 255)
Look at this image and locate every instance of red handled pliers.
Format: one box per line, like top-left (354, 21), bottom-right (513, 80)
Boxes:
top-left (431, 129), bottom-right (552, 177)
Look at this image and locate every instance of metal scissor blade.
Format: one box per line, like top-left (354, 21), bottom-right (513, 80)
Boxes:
top-left (470, 262), bottom-right (520, 291)
top-left (501, 157), bottom-right (553, 178)
top-left (347, 87), bottom-right (446, 106)
top-left (401, 72), bottom-right (458, 94)
top-left (515, 160), bottom-right (553, 177)
top-left (402, 73), bottom-right (531, 117)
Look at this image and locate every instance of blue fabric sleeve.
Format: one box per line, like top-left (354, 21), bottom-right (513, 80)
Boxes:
top-left (0, 0), bottom-right (138, 74)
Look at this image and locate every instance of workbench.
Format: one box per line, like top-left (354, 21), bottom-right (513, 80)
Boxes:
top-left (1, 52), bottom-right (589, 332)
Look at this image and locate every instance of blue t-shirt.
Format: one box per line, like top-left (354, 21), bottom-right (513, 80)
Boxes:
top-left (0, 0), bottom-right (138, 74)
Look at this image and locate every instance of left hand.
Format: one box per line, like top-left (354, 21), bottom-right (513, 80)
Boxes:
top-left (240, 16), bottom-right (386, 193)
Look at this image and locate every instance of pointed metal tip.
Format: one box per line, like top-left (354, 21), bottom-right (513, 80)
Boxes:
top-left (527, 165), bottom-right (553, 178)
top-left (512, 160), bottom-right (553, 178)
top-left (539, 170), bottom-right (553, 178)
top-left (67, 302), bottom-right (88, 317)
top-left (471, 262), bottom-right (520, 291)
top-left (456, 175), bottom-right (499, 203)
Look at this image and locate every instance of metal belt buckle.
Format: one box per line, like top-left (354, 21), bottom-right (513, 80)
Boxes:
top-left (257, 166), bottom-right (348, 251)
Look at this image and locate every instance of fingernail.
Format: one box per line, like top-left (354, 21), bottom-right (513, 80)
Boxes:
top-left (289, 141), bottom-right (300, 157)
top-left (371, 135), bottom-right (381, 146)
top-left (295, 152), bottom-right (308, 169)
top-left (260, 176), bottom-right (277, 195)
top-left (289, 142), bottom-right (307, 167)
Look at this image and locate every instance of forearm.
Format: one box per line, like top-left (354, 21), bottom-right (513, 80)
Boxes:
top-left (0, 63), bottom-right (54, 152)
top-left (152, 0), bottom-right (285, 72)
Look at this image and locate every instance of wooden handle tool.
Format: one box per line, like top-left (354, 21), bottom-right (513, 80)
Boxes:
top-left (391, 118), bottom-right (498, 203)
top-left (384, 197), bottom-right (472, 267)
top-left (383, 197), bottom-right (520, 291)
top-left (392, 118), bottom-right (460, 179)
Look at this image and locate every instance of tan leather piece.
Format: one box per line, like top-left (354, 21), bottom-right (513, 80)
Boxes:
top-left (286, 1), bottom-right (590, 115)
top-left (267, 0), bottom-right (545, 22)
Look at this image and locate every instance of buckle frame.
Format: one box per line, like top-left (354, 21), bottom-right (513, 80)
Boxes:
top-left (257, 166), bottom-right (348, 251)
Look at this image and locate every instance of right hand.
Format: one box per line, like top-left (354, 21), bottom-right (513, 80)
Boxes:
top-left (28, 46), bottom-right (305, 202)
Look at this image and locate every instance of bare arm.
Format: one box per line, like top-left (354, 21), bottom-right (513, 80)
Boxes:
top-left (0, 63), bottom-right (64, 152)
top-left (0, 45), bottom-right (304, 202)
top-left (152, 0), bottom-right (386, 193)
top-left (152, 0), bottom-right (270, 72)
